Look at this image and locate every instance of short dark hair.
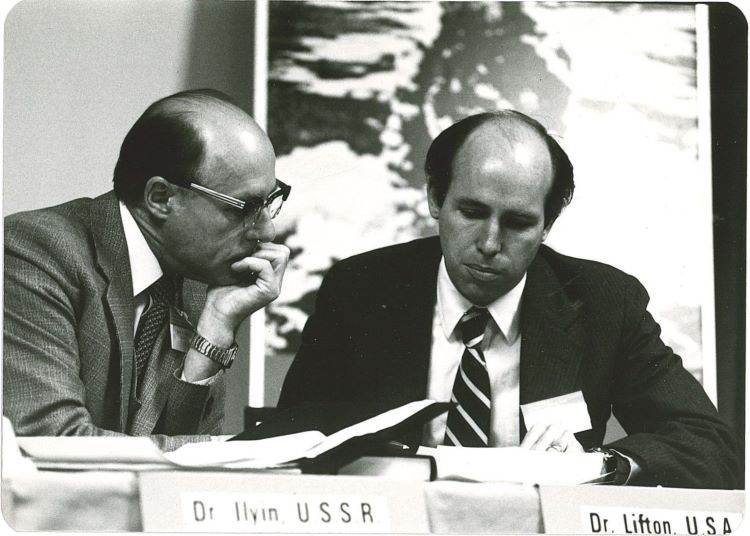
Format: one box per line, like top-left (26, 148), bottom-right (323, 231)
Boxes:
top-left (424, 110), bottom-right (575, 227)
top-left (113, 89), bottom-right (242, 206)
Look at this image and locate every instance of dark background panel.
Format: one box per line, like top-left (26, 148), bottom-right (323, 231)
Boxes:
top-left (709, 1), bottom-right (747, 478)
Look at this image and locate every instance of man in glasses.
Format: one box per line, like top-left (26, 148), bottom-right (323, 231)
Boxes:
top-left (279, 111), bottom-right (739, 489)
top-left (4, 89), bottom-right (290, 451)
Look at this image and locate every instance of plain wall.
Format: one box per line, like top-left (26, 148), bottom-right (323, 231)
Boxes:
top-left (4, 0), bottom-right (257, 434)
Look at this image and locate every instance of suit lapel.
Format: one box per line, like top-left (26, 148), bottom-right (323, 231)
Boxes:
top-left (390, 237), bottom-right (443, 401)
top-left (389, 240), bottom-right (585, 442)
top-left (519, 249), bottom-right (585, 410)
top-left (90, 192), bottom-right (135, 433)
top-left (371, 238), bottom-right (440, 445)
top-left (89, 193), bottom-right (208, 436)
top-left (128, 319), bottom-right (183, 434)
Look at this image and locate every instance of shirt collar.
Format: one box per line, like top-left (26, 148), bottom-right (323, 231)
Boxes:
top-left (436, 257), bottom-right (526, 343)
top-left (119, 201), bottom-right (163, 297)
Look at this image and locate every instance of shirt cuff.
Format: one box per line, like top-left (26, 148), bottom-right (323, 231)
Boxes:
top-left (177, 367), bottom-right (224, 386)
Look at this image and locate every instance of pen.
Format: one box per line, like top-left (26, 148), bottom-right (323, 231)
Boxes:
top-left (386, 440), bottom-right (411, 452)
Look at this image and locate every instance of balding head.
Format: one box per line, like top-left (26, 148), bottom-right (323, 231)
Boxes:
top-left (113, 89), bottom-right (269, 206)
top-left (425, 110), bottom-right (574, 228)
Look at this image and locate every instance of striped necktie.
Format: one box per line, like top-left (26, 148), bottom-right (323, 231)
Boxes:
top-left (444, 307), bottom-right (492, 447)
top-left (134, 277), bottom-right (175, 391)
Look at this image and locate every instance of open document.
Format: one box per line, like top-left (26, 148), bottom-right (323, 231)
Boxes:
top-left (416, 445), bottom-right (605, 485)
top-left (16, 399), bottom-right (447, 472)
top-left (172, 399), bottom-right (446, 469)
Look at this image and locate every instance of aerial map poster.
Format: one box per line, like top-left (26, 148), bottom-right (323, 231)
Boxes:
top-left (263, 2), bottom-right (712, 396)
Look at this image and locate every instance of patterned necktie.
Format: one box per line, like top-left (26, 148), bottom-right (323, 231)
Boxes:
top-left (444, 307), bottom-right (492, 447)
top-left (134, 277), bottom-right (174, 389)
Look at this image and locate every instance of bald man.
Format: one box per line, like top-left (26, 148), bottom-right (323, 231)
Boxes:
top-left (279, 111), bottom-right (739, 489)
top-left (4, 89), bottom-right (290, 451)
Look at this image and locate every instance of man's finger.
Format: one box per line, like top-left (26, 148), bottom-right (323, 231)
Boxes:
top-left (520, 423), bottom-right (550, 449)
top-left (229, 256), bottom-right (270, 275)
top-left (252, 243), bottom-right (290, 275)
top-left (558, 430), bottom-right (584, 453)
top-left (521, 423), bottom-right (584, 452)
top-left (529, 423), bottom-right (564, 451)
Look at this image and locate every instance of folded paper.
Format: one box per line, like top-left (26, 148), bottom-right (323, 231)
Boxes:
top-left (520, 391), bottom-right (592, 434)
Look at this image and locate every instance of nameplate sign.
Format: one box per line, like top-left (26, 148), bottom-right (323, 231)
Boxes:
top-left (138, 472), bottom-right (429, 533)
top-left (539, 485), bottom-right (744, 535)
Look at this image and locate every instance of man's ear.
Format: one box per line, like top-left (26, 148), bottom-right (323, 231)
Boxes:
top-left (427, 184), bottom-right (441, 219)
top-left (142, 176), bottom-right (175, 221)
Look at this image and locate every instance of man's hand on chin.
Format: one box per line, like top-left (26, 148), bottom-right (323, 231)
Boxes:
top-left (202, 242), bottom-right (291, 332)
top-left (183, 243), bottom-right (290, 381)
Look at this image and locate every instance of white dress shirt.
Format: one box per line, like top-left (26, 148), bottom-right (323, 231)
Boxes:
top-left (422, 255), bottom-right (640, 481)
top-left (424, 258), bottom-right (526, 447)
top-left (119, 202), bottom-right (163, 332)
top-left (118, 202), bottom-right (220, 386)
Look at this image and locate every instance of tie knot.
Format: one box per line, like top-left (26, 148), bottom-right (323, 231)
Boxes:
top-left (149, 276), bottom-right (176, 306)
top-left (459, 307), bottom-right (491, 348)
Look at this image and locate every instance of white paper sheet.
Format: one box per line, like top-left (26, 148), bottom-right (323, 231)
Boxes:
top-left (520, 391), bottom-right (592, 434)
top-left (304, 399), bottom-right (436, 458)
top-left (163, 431), bottom-right (325, 468)
top-left (17, 436), bottom-right (169, 464)
top-left (16, 400), bottom-right (440, 470)
top-left (416, 445), bottom-right (604, 485)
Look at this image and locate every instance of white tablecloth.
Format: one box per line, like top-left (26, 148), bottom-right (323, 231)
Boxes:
top-left (3, 471), bottom-right (541, 533)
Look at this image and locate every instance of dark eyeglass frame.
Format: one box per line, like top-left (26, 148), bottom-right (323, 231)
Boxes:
top-left (185, 179), bottom-right (291, 228)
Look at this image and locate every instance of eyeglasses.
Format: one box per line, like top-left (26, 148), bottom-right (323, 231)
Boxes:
top-left (186, 179), bottom-right (291, 228)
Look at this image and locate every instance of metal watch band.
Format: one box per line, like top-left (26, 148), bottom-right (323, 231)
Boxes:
top-left (589, 447), bottom-right (629, 485)
top-left (189, 332), bottom-right (237, 369)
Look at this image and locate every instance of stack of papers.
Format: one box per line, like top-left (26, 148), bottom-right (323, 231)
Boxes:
top-left (416, 445), bottom-right (605, 485)
top-left (17, 434), bottom-right (322, 471)
top-left (166, 432), bottom-right (322, 469)
top-left (17, 399), bottom-right (445, 472)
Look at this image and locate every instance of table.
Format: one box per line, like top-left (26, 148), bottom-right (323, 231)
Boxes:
top-left (3, 469), bottom-right (540, 533)
top-left (2, 469), bottom-right (742, 533)
top-left (3, 471), bottom-right (140, 531)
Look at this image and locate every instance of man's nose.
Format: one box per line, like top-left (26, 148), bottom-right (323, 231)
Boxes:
top-left (244, 211), bottom-right (276, 243)
top-left (477, 220), bottom-right (502, 257)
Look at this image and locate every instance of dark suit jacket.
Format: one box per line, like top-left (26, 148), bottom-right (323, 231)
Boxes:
top-left (4, 192), bottom-right (225, 451)
top-left (279, 237), bottom-right (740, 489)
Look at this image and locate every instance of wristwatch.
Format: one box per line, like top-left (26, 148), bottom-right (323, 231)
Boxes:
top-left (589, 447), bottom-right (630, 485)
top-left (190, 332), bottom-right (238, 369)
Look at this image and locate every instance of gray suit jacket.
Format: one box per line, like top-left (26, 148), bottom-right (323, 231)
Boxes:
top-left (4, 191), bottom-right (225, 451)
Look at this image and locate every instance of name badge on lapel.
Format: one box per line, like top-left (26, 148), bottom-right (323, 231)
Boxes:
top-left (169, 308), bottom-right (194, 353)
top-left (520, 391), bottom-right (592, 433)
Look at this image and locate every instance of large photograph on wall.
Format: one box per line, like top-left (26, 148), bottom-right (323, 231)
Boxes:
top-left (264, 1), bottom-right (713, 399)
